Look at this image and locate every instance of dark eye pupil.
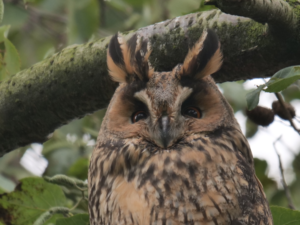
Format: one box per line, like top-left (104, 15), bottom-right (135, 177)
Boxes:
top-left (187, 109), bottom-right (197, 117)
top-left (135, 113), bottom-right (146, 121)
top-left (132, 111), bottom-right (147, 123)
top-left (183, 107), bottom-right (201, 118)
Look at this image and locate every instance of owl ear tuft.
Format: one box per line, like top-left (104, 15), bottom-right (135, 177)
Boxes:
top-left (132, 34), bottom-right (154, 80)
top-left (107, 33), bottom-right (133, 83)
top-left (107, 33), bottom-right (153, 83)
top-left (180, 29), bottom-right (223, 80)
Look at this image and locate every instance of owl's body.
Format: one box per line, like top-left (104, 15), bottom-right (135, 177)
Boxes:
top-left (89, 30), bottom-right (272, 224)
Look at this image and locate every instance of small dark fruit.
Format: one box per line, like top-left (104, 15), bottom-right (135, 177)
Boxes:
top-left (272, 100), bottom-right (296, 120)
top-left (246, 106), bottom-right (274, 127)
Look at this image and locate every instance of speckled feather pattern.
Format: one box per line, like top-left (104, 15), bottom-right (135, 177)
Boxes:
top-left (89, 128), bottom-right (272, 225)
top-left (88, 30), bottom-right (272, 225)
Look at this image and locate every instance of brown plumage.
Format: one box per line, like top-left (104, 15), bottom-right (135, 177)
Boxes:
top-left (88, 30), bottom-right (273, 225)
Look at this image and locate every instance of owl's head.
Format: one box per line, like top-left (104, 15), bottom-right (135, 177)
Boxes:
top-left (102, 30), bottom-right (238, 149)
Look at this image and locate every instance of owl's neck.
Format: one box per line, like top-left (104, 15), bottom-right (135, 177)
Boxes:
top-left (91, 125), bottom-right (252, 180)
top-left (88, 126), bottom-right (257, 224)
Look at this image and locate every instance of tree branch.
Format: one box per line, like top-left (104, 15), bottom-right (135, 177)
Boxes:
top-left (208, 0), bottom-right (297, 35)
top-left (273, 136), bottom-right (296, 210)
top-left (1, 3), bottom-right (300, 156)
top-left (275, 92), bottom-right (300, 135)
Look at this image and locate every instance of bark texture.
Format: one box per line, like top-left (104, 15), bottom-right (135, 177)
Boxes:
top-left (211, 0), bottom-right (298, 33)
top-left (1, 0), bottom-right (300, 156)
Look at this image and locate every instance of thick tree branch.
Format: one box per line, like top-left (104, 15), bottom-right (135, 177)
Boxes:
top-left (208, 0), bottom-right (298, 34)
top-left (1, 4), bottom-right (300, 156)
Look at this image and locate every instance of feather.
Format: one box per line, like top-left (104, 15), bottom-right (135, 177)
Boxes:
top-left (181, 29), bottom-right (223, 79)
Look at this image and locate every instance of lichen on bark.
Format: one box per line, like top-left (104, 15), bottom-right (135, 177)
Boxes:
top-left (0, 37), bottom-right (117, 155)
top-left (1, 1), bottom-right (300, 156)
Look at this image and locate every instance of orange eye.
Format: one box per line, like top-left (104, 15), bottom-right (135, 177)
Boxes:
top-left (131, 111), bottom-right (148, 123)
top-left (183, 107), bottom-right (201, 118)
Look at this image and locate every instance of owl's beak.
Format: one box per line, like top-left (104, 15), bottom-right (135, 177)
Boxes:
top-left (159, 115), bottom-right (171, 148)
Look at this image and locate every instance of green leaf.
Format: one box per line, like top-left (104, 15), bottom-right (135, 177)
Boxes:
top-left (4, 38), bottom-right (21, 75)
top-left (271, 206), bottom-right (300, 225)
top-left (2, 4), bottom-right (29, 29)
top-left (0, 25), bottom-right (21, 79)
top-left (246, 85), bottom-right (264, 110)
top-left (56, 214), bottom-right (89, 225)
top-left (0, 25), bottom-right (10, 42)
top-left (0, 177), bottom-right (67, 225)
top-left (264, 66), bottom-right (300, 93)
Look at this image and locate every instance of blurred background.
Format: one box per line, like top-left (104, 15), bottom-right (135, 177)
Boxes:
top-left (0, 0), bottom-right (300, 210)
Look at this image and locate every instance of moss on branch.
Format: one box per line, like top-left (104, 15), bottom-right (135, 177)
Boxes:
top-left (1, 9), bottom-right (300, 156)
top-left (211, 0), bottom-right (297, 35)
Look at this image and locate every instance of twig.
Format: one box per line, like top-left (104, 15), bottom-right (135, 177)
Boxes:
top-left (273, 136), bottom-right (296, 210)
top-left (70, 189), bottom-right (88, 211)
top-left (275, 92), bottom-right (300, 135)
top-left (258, 127), bottom-right (297, 156)
top-left (70, 196), bottom-right (83, 211)
top-left (27, 6), bottom-right (66, 24)
top-left (258, 127), bottom-right (296, 155)
top-left (275, 119), bottom-right (293, 127)
top-left (27, 7), bottom-right (64, 39)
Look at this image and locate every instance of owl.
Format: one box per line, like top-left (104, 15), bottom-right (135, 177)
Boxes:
top-left (88, 30), bottom-right (273, 225)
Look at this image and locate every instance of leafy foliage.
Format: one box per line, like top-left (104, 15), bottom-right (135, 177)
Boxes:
top-left (265, 66), bottom-right (300, 93)
top-left (0, 25), bottom-right (21, 80)
top-left (0, 175), bottom-right (89, 224)
top-left (246, 85), bottom-right (265, 110)
top-left (246, 66), bottom-right (300, 110)
top-left (0, 177), bottom-right (67, 225)
top-left (0, 0), bottom-right (299, 224)
top-left (56, 214), bottom-right (89, 225)
top-left (271, 206), bottom-right (300, 225)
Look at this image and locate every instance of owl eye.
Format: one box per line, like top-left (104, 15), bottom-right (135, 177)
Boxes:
top-left (183, 107), bottom-right (201, 119)
top-left (132, 111), bottom-right (148, 123)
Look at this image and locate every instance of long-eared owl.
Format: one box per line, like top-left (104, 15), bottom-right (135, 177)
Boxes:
top-left (88, 30), bottom-right (273, 225)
